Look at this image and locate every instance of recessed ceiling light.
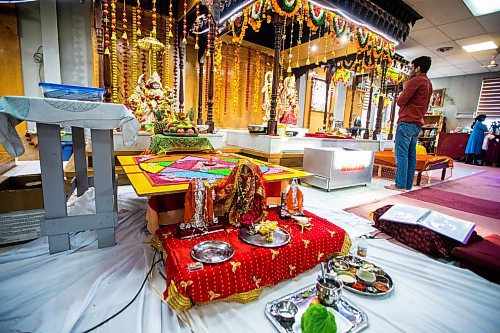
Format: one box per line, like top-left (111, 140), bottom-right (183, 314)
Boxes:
top-left (311, 44), bottom-right (318, 52)
top-left (463, 41), bottom-right (497, 52)
top-left (462, 0), bottom-right (500, 16)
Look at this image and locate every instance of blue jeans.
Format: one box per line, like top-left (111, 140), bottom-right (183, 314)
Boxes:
top-left (394, 122), bottom-right (421, 189)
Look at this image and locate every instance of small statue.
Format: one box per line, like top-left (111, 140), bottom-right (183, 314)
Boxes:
top-left (181, 179), bottom-right (217, 236)
top-left (261, 71), bottom-right (273, 124)
top-left (277, 75), bottom-right (299, 126)
top-left (279, 179), bottom-right (304, 219)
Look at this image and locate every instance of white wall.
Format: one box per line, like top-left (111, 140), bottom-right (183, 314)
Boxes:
top-left (17, 0), bottom-right (94, 95)
top-left (430, 73), bottom-right (495, 130)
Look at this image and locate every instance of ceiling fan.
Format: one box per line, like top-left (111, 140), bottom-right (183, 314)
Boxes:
top-left (481, 48), bottom-right (499, 68)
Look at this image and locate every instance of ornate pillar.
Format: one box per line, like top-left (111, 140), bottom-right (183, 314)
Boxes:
top-left (206, 22), bottom-right (215, 133)
top-left (267, 14), bottom-right (284, 135)
top-left (363, 69), bottom-right (375, 139)
top-left (103, 54), bottom-right (112, 103)
top-left (323, 66), bottom-right (334, 131)
top-left (373, 60), bottom-right (388, 140)
top-left (387, 83), bottom-right (400, 140)
top-left (197, 57), bottom-right (204, 125)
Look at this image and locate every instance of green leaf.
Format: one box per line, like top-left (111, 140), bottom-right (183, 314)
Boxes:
top-left (301, 304), bottom-right (337, 333)
top-left (188, 107), bottom-right (195, 122)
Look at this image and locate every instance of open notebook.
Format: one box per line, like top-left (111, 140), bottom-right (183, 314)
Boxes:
top-left (380, 205), bottom-right (476, 244)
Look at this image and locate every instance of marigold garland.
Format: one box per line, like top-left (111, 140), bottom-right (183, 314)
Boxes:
top-left (195, 2), bottom-right (200, 49)
top-left (253, 50), bottom-right (261, 114)
top-left (305, 1), bottom-right (326, 31)
top-left (296, 15), bottom-right (303, 67)
top-left (356, 26), bottom-right (370, 51)
top-left (232, 45), bottom-right (241, 114)
top-left (245, 48), bottom-right (252, 110)
top-left (103, 0), bottom-right (110, 55)
top-left (248, 0), bottom-right (265, 31)
top-left (122, 0), bottom-right (129, 98)
top-left (270, 0), bottom-right (301, 17)
top-left (136, 0), bottom-right (141, 37)
top-left (223, 44), bottom-right (230, 115)
top-left (231, 12), bottom-right (248, 44)
top-left (132, 7), bottom-right (138, 85)
top-left (164, 13), bottom-right (170, 87)
top-left (214, 38), bottom-right (223, 119)
top-left (333, 14), bottom-right (346, 37)
top-left (182, 0), bottom-right (187, 44)
top-left (110, 0), bottom-right (118, 102)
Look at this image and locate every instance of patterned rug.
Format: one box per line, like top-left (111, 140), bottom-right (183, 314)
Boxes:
top-left (135, 154), bottom-right (291, 186)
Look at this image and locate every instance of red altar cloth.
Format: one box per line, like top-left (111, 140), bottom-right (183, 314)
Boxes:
top-left (152, 210), bottom-right (351, 311)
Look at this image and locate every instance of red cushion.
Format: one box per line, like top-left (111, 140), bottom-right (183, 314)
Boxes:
top-left (452, 234), bottom-right (500, 283)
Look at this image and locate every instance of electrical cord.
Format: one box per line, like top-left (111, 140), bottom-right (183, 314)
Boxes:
top-left (82, 251), bottom-right (162, 333)
top-left (33, 46), bottom-right (44, 82)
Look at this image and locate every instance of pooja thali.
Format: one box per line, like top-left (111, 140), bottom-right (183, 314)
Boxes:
top-left (238, 227), bottom-right (291, 248)
top-left (328, 256), bottom-right (394, 297)
top-left (191, 241), bottom-right (235, 264)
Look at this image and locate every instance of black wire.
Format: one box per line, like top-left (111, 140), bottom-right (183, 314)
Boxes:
top-left (33, 46), bottom-right (44, 83)
top-left (81, 251), bottom-right (162, 333)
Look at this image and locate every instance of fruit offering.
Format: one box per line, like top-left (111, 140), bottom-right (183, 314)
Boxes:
top-left (164, 110), bottom-right (198, 136)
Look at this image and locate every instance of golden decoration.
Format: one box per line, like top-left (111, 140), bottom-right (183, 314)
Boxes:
top-left (132, 7), bottom-right (138, 86)
top-left (317, 252), bottom-right (324, 261)
top-left (328, 230), bottom-right (336, 238)
top-left (230, 261), bottom-right (241, 273)
top-left (253, 276), bottom-right (262, 288)
top-left (179, 280), bottom-right (193, 292)
top-left (232, 45), bottom-right (241, 114)
top-left (303, 239), bottom-right (310, 248)
top-left (167, 281), bottom-right (192, 311)
top-left (270, 249), bottom-right (280, 260)
top-left (208, 290), bottom-right (221, 301)
top-left (289, 264), bottom-right (296, 275)
top-left (252, 50), bottom-right (261, 114)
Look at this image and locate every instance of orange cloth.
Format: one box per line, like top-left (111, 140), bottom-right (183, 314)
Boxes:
top-left (375, 151), bottom-right (453, 171)
top-left (183, 181), bottom-right (215, 226)
top-left (285, 186), bottom-right (303, 214)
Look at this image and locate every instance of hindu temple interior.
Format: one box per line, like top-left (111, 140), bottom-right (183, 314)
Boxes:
top-left (0, 0), bottom-right (499, 332)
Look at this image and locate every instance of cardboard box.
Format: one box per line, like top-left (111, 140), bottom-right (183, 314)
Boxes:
top-left (0, 175), bottom-right (44, 245)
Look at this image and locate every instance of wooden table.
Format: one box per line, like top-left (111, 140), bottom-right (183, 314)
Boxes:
top-left (118, 153), bottom-right (310, 197)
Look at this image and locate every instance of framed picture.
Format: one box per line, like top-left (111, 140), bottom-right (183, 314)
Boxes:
top-left (310, 78), bottom-right (326, 112)
top-left (430, 88), bottom-right (446, 108)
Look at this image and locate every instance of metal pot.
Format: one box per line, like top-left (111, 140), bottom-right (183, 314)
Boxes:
top-left (316, 276), bottom-right (343, 306)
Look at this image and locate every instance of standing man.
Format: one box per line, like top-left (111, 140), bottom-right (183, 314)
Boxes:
top-left (385, 56), bottom-right (433, 191)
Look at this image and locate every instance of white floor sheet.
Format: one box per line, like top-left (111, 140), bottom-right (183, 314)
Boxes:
top-left (0, 187), bottom-right (499, 333)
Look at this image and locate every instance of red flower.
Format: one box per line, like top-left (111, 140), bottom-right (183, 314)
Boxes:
top-left (240, 212), bottom-right (254, 226)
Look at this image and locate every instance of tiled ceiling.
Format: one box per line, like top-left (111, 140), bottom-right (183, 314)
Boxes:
top-left (398, 0), bottom-right (500, 78)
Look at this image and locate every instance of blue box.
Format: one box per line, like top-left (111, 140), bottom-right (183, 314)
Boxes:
top-left (61, 142), bottom-right (73, 161)
top-left (39, 82), bottom-right (105, 102)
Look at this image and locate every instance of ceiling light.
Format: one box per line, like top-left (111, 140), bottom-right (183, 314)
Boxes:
top-left (463, 41), bottom-right (497, 52)
top-left (340, 35), bottom-right (348, 44)
top-left (462, 0), bottom-right (500, 16)
top-left (311, 44), bottom-right (318, 52)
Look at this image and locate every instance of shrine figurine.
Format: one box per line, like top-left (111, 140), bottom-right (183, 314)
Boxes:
top-left (261, 71), bottom-right (273, 124)
top-left (181, 178), bottom-right (220, 238)
top-left (279, 179), bottom-right (304, 218)
top-left (277, 75), bottom-right (299, 126)
top-left (215, 160), bottom-right (267, 228)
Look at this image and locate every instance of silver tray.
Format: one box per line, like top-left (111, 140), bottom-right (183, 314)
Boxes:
top-left (238, 227), bottom-right (291, 248)
top-left (265, 284), bottom-right (369, 333)
top-left (190, 241), bottom-right (234, 264)
top-left (329, 256), bottom-right (394, 297)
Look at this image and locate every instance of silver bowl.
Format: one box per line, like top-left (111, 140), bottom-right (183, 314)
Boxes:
top-left (191, 241), bottom-right (235, 264)
top-left (316, 277), bottom-right (343, 306)
top-left (275, 300), bottom-right (298, 322)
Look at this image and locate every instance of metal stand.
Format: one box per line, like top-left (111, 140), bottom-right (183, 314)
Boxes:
top-left (39, 124), bottom-right (117, 254)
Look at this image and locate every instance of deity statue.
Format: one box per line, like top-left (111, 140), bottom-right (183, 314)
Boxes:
top-left (277, 75), bottom-right (299, 126)
top-left (261, 71), bottom-right (273, 124)
top-left (125, 71), bottom-right (176, 133)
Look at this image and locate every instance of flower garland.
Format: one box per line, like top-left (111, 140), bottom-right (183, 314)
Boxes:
top-left (231, 12), bottom-right (248, 44)
top-left (195, 2), bottom-right (200, 49)
top-left (333, 67), bottom-right (351, 86)
top-left (296, 14), bottom-right (303, 67)
top-left (342, 58), bottom-right (356, 71)
top-left (305, 1), bottom-right (326, 31)
top-left (182, 0), bottom-right (187, 44)
top-left (136, 0), bottom-right (141, 37)
top-left (232, 45), bottom-right (241, 114)
top-left (204, 47), bottom-right (209, 114)
top-left (132, 7), bottom-right (138, 85)
top-left (270, 0), bottom-right (301, 17)
top-left (122, 0), bottom-right (129, 98)
top-left (372, 35), bottom-right (384, 59)
top-left (306, 29), bottom-right (311, 65)
top-left (253, 50), bottom-right (261, 114)
top-left (248, 0), bottom-right (265, 31)
top-left (173, 23), bottom-right (178, 100)
top-left (223, 44), bottom-right (230, 115)
top-left (151, 0), bottom-right (158, 73)
top-left (356, 26), bottom-right (370, 51)
top-left (164, 13), bottom-right (170, 88)
top-left (103, 0), bottom-right (110, 55)
top-left (333, 14), bottom-right (346, 37)
top-left (110, 0), bottom-right (118, 102)
top-left (287, 15), bottom-right (293, 73)
top-left (214, 38), bottom-right (223, 118)
top-left (245, 48), bottom-right (252, 110)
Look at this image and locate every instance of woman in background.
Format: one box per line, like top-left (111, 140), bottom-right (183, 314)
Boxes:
top-left (465, 114), bottom-right (488, 165)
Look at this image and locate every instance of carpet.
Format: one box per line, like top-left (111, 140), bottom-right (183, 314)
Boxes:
top-left (345, 167), bottom-right (500, 237)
